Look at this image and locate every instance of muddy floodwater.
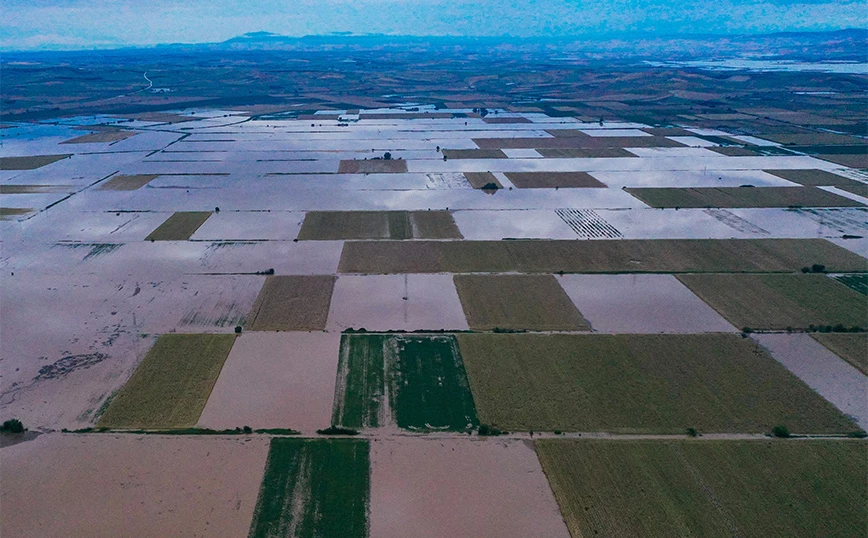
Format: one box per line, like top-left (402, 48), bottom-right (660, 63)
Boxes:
top-left (369, 437), bottom-right (570, 538)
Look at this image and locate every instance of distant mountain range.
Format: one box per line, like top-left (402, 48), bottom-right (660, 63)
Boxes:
top-left (145, 29), bottom-right (868, 61)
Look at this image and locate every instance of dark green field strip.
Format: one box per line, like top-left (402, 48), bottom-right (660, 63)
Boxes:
top-left (144, 211), bottom-right (212, 241)
top-left (456, 333), bottom-right (859, 434)
top-left (764, 169), bottom-right (864, 187)
top-left (298, 210), bottom-right (461, 240)
top-left (676, 273), bottom-right (867, 331)
top-left (332, 334), bottom-right (478, 432)
top-left (625, 187), bottom-right (863, 209)
top-left (248, 438), bottom-right (369, 538)
top-left (337, 238), bottom-right (867, 274)
top-left (97, 334), bottom-right (236, 429)
top-left (537, 440), bottom-right (868, 538)
top-left (833, 274), bottom-right (868, 295)
top-left (0, 154), bottom-right (71, 170)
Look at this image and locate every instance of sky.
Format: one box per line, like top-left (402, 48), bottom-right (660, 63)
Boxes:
top-left (2, 0), bottom-right (866, 50)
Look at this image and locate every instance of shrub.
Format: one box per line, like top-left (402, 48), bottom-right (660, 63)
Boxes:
top-left (478, 424), bottom-right (505, 436)
top-left (316, 426), bottom-right (360, 435)
top-left (235, 326), bottom-right (243, 334)
top-left (243, 425), bottom-right (252, 434)
top-left (800, 267), bottom-right (810, 274)
top-left (771, 424), bottom-right (790, 438)
top-left (811, 264), bottom-right (826, 273)
top-left (481, 182), bottom-right (499, 190)
top-left (1, 419), bottom-right (24, 433)
top-left (686, 427), bottom-right (698, 437)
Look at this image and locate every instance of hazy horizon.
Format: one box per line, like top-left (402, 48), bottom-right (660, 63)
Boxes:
top-left (3, 0), bottom-right (867, 51)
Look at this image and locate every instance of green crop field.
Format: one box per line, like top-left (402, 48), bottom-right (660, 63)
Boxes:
top-left (625, 186), bottom-right (863, 208)
top-left (248, 438), bottom-right (369, 538)
top-left (337, 238), bottom-right (867, 274)
top-left (676, 273), bottom-right (867, 331)
top-left (298, 211), bottom-right (461, 240)
top-left (833, 274), bottom-right (868, 295)
top-left (144, 211), bottom-right (212, 241)
top-left (455, 333), bottom-right (859, 434)
top-left (536, 440), bottom-right (868, 538)
top-left (811, 333), bottom-right (868, 375)
top-left (453, 274), bottom-right (589, 331)
top-left (97, 334), bottom-right (236, 429)
top-left (332, 334), bottom-right (478, 431)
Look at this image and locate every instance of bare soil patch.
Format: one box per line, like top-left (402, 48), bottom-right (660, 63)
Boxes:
top-left (0, 154), bottom-right (71, 170)
top-left (816, 153), bottom-right (868, 169)
top-left (505, 172), bottom-right (607, 188)
top-left (246, 275), bottom-right (336, 331)
top-left (454, 274), bottom-right (589, 331)
top-left (338, 159), bottom-right (408, 173)
top-left (145, 211), bottom-right (212, 240)
top-left (99, 174), bottom-right (159, 191)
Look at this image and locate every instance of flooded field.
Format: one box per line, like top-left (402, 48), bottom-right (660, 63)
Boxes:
top-left (1, 105), bottom-right (865, 536)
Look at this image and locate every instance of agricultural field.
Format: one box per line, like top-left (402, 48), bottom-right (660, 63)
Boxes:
top-left (442, 149), bottom-right (507, 159)
top-left (0, 154), bottom-right (70, 169)
top-left (96, 333), bottom-right (237, 429)
top-left (764, 169), bottom-right (863, 187)
top-left (248, 438), bottom-right (369, 538)
top-left (144, 211), bottom-right (213, 241)
top-left (503, 171), bottom-right (607, 188)
top-left (338, 159), bottom-right (407, 173)
top-left (462, 171), bottom-right (502, 189)
top-left (456, 333), bottom-right (858, 433)
top-left (676, 273), bottom-right (867, 330)
top-left (98, 174), bottom-right (159, 190)
top-left (811, 333), bottom-right (868, 375)
top-left (536, 440), bottom-right (868, 538)
top-left (453, 274), bottom-right (589, 331)
top-left (625, 186), bottom-right (863, 208)
top-left (246, 275), bottom-right (336, 331)
top-left (332, 334), bottom-right (478, 431)
top-left (298, 210), bottom-right (461, 240)
top-left (61, 130), bottom-right (137, 144)
top-left (338, 238), bottom-right (866, 274)
top-left (833, 273), bottom-right (868, 295)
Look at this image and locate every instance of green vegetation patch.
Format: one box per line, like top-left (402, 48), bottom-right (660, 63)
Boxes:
top-left (676, 273), bottom-right (867, 331)
top-left (338, 238), bottom-right (867, 274)
top-left (0, 154), bottom-right (71, 170)
top-left (97, 334), bottom-right (236, 429)
top-left (811, 333), bottom-right (868, 375)
top-left (332, 334), bottom-right (478, 431)
top-left (833, 273), bottom-right (868, 295)
top-left (298, 210), bottom-right (461, 240)
top-left (537, 439), bottom-right (868, 538)
top-left (455, 333), bottom-right (858, 433)
top-left (144, 211), bottom-right (212, 240)
top-left (625, 186), bottom-right (863, 208)
top-left (248, 438), bottom-right (369, 538)
top-left (453, 274), bottom-right (589, 331)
